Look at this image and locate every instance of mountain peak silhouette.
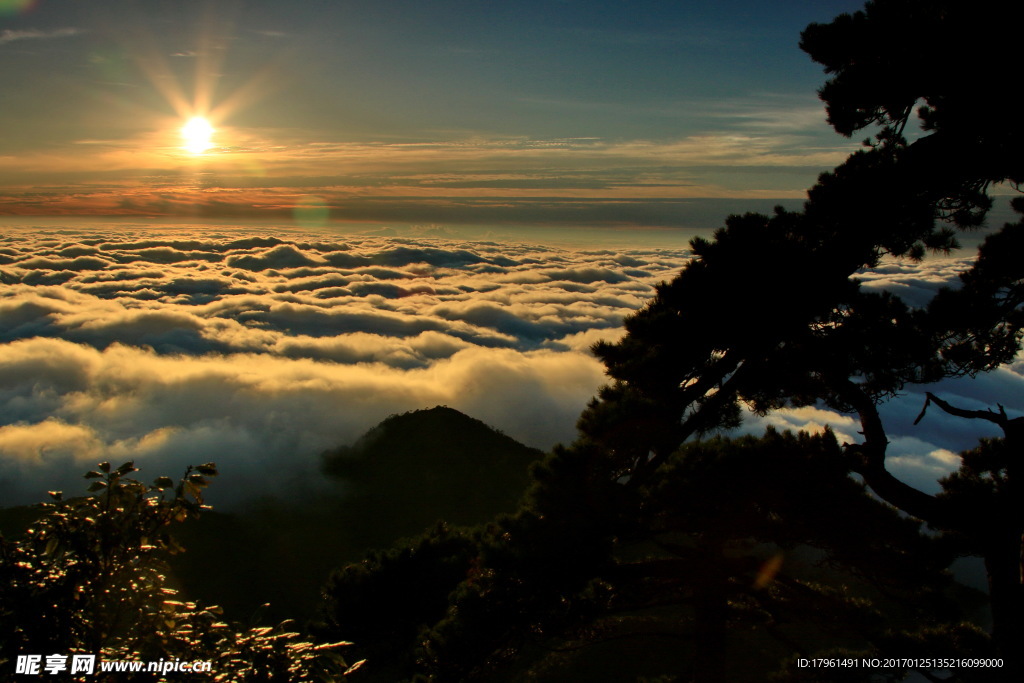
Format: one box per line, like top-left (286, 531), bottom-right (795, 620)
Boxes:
top-left (322, 406), bottom-right (543, 531)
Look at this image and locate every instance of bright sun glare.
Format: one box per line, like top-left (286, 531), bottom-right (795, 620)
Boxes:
top-left (181, 116), bottom-right (214, 154)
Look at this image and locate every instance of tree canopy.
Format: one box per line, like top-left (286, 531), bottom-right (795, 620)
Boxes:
top-left (317, 1), bottom-right (1024, 680)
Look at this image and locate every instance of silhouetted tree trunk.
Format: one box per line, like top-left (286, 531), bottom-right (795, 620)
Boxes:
top-left (914, 393), bottom-right (1024, 662)
top-left (983, 527), bottom-right (1024, 658)
top-left (692, 538), bottom-right (728, 683)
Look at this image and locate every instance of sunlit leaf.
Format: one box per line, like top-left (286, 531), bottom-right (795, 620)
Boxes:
top-left (196, 463), bottom-right (219, 476)
top-left (343, 659), bottom-right (368, 676)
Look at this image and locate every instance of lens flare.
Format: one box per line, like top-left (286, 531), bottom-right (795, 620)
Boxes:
top-left (0, 0), bottom-right (38, 17)
top-left (181, 116), bottom-right (214, 154)
top-left (294, 195), bottom-right (330, 227)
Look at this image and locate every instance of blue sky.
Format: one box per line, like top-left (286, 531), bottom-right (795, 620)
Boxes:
top-left (0, 0), bottom-right (869, 226)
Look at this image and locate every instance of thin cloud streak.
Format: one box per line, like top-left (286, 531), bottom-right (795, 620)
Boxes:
top-left (0, 132), bottom-right (854, 221)
top-left (0, 27), bottom-right (82, 45)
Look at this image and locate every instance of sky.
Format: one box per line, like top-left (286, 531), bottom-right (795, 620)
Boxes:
top-left (1, 0), bottom-right (1021, 516)
top-left (0, 0), bottom-right (869, 227)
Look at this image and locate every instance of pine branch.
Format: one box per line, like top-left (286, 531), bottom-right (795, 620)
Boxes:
top-left (919, 392), bottom-right (1009, 428)
top-left (835, 379), bottom-right (944, 526)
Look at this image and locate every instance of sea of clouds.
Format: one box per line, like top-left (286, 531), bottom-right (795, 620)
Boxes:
top-left (0, 222), bottom-right (1020, 506)
top-left (0, 223), bottom-right (684, 503)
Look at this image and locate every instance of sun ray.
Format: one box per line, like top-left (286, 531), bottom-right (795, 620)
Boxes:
top-left (77, 2), bottom-right (285, 163)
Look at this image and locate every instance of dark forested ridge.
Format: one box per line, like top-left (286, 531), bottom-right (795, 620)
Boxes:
top-left (1, 406), bottom-right (542, 627)
top-left (321, 405), bottom-right (543, 536)
top-left (0, 411), bottom-right (1005, 680)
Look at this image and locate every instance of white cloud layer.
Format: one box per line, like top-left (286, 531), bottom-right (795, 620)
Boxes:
top-left (0, 223), bottom-right (683, 504)
top-left (1, 224), bottom-right (1020, 506)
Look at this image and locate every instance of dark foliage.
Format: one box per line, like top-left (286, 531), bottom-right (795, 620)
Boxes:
top-left (318, 427), bottom-right (981, 681)
top-left (0, 462), bottom-right (357, 681)
top-left (801, 0), bottom-right (1024, 229)
top-left (314, 524), bottom-right (478, 681)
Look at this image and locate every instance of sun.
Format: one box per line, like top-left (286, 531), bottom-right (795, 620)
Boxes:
top-left (181, 116), bottom-right (215, 154)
